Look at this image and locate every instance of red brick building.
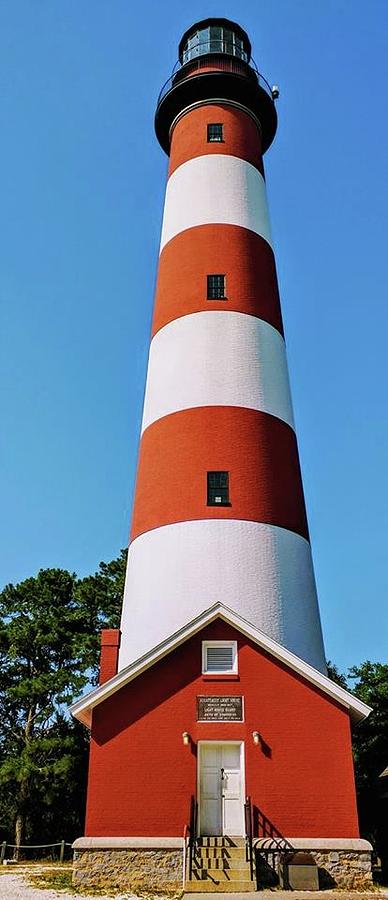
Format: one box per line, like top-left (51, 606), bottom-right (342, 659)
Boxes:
top-left (75, 606), bottom-right (366, 841)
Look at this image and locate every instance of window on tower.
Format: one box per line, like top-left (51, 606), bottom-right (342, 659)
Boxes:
top-left (207, 471), bottom-right (230, 506)
top-left (207, 123), bottom-right (224, 142)
top-left (207, 274), bottom-right (226, 300)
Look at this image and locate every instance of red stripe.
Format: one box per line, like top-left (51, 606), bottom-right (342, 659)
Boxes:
top-left (153, 225), bottom-right (283, 337)
top-left (169, 104), bottom-right (264, 177)
top-left (131, 407), bottom-right (308, 542)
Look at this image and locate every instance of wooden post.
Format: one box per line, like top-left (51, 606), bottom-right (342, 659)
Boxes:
top-left (0, 842), bottom-right (6, 864)
top-left (59, 840), bottom-right (65, 863)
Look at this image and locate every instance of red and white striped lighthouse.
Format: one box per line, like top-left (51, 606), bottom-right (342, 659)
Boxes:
top-left (119, 18), bottom-right (326, 674)
top-left (71, 22), bottom-right (372, 889)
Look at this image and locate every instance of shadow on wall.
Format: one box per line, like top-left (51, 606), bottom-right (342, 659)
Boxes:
top-left (252, 805), bottom-right (337, 889)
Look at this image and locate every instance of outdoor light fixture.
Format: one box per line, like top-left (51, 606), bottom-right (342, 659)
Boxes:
top-left (252, 731), bottom-right (260, 745)
top-left (182, 731), bottom-right (190, 746)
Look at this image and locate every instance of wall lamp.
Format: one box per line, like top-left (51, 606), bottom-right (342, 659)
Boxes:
top-left (252, 731), bottom-right (260, 745)
top-left (182, 731), bottom-right (191, 746)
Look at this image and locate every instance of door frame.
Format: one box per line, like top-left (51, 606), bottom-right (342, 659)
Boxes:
top-left (197, 740), bottom-right (246, 836)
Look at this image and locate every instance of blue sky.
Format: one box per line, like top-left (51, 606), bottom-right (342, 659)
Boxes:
top-left (1, 0), bottom-right (387, 672)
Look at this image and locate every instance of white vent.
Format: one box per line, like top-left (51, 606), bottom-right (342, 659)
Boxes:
top-left (202, 641), bottom-right (237, 673)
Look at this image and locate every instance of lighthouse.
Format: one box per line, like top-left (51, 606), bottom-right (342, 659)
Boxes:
top-left (71, 20), bottom-right (372, 893)
top-left (118, 18), bottom-right (326, 675)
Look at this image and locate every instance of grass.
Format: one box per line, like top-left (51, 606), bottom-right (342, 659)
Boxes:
top-left (27, 868), bottom-right (184, 897)
top-left (28, 870), bottom-right (117, 895)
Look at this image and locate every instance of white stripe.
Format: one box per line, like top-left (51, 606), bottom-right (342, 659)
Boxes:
top-left (119, 520), bottom-right (326, 674)
top-left (160, 154), bottom-right (272, 252)
top-left (141, 312), bottom-right (294, 432)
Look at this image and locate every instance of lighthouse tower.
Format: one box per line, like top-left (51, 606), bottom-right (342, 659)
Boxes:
top-left (71, 20), bottom-right (372, 894)
top-left (119, 18), bottom-right (326, 674)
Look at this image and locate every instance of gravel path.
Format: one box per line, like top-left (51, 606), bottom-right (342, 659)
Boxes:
top-left (0, 872), bottom-right (140, 899)
top-left (2, 873), bottom-right (388, 900)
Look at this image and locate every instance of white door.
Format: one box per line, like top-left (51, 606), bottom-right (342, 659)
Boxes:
top-left (199, 743), bottom-right (244, 836)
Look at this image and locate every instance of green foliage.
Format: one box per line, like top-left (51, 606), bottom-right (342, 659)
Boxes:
top-left (73, 550), bottom-right (126, 679)
top-left (349, 662), bottom-right (388, 870)
top-left (0, 552), bottom-right (386, 868)
top-left (0, 552), bottom-right (126, 847)
top-left (326, 659), bottom-right (349, 690)
top-left (328, 657), bottom-right (388, 874)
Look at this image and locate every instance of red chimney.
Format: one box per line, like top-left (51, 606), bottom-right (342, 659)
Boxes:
top-left (99, 629), bottom-right (121, 685)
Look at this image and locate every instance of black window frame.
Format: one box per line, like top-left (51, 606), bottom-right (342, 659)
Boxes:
top-left (207, 123), bottom-right (224, 143)
top-left (207, 273), bottom-right (226, 300)
top-left (207, 471), bottom-right (230, 507)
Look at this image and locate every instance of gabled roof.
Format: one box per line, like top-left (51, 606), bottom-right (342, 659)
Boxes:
top-left (70, 603), bottom-right (371, 728)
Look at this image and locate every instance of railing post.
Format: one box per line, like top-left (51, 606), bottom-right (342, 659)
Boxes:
top-left (59, 840), bottom-right (65, 863)
top-left (244, 796), bottom-right (254, 882)
top-left (0, 842), bottom-right (6, 864)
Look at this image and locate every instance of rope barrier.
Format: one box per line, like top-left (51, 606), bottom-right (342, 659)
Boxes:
top-left (6, 842), bottom-right (72, 849)
top-left (0, 839), bottom-right (73, 866)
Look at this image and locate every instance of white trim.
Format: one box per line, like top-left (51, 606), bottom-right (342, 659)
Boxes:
top-left (70, 602), bottom-right (371, 728)
top-left (254, 837), bottom-right (373, 852)
top-left (73, 837), bottom-right (184, 850)
top-left (72, 835), bottom-right (372, 852)
top-left (202, 640), bottom-right (238, 674)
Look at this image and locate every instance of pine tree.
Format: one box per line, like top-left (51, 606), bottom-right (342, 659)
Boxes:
top-left (0, 552), bottom-right (126, 850)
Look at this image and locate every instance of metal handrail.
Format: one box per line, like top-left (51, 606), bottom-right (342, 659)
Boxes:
top-left (182, 824), bottom-right (189, 888)
top-left (181, 38), bottom-right (249, 65)
top-left (244, 795), bottom-right (254, 882)
top-left (185, 796), bottom-right (198, 882)
top-left (156, 53), bottom-right (275, 108)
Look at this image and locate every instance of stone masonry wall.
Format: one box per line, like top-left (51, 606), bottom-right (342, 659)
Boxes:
top-left (314, 850), bottom-right (372, 891)
top-left (256, 847), bottom-right (372, 891)
top-left (72, 848), bottom-right (183, 893)
top-left (73, 843), bottom-right (372, 893)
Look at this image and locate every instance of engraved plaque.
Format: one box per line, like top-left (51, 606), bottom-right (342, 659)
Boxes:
top-left (197, 695), bottom-right (243, 721)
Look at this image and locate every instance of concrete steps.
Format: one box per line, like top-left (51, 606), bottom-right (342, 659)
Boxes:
top-left (186, 837), bottom-right (255, 893)
top-left (197, 838), bottom-right (246, 847)
top-left (185, 880), bottom-right (255, 892)
top-left (195, 858), bottom-right (249, 869)
top-left (196, 848), bottom-right (247, 861)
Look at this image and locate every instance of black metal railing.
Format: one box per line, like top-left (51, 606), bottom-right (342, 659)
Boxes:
top-left (244, 795), bottom-right (254, 882)
top-left (186, 796), bottom-right (198, 881)
top-left (156, 54), bottom-right (275, 109)
top-left (253, 805), bottom-right (295, 888)
top-left (182, 38), bottom-right (249, 65)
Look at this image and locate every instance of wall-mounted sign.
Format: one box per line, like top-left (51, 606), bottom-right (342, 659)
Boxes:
top-left (197, 695), bottom-right (243, 721)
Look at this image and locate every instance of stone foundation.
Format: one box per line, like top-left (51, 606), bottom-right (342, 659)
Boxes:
top-left (255, 837), bottom-right (373, 891)
top-left (72, 838), bottom-right (183, 893)
top-left (73, 836), bottom-right (373, 893)
top-left (312, 849), bottom-right (372, 890)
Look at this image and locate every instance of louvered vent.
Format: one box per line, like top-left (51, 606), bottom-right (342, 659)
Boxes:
top-left (206, 645), bottom-right (234, 672)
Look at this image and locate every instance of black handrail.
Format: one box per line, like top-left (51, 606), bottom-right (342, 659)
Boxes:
top-left (181, 38), bottom-right (249, 65)
top-left (188, 796), bottom-right (198, 880)
top-left (244, 795), bottom-right (254, 882)
top-left (156, 55), bottom-right (275, 108)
